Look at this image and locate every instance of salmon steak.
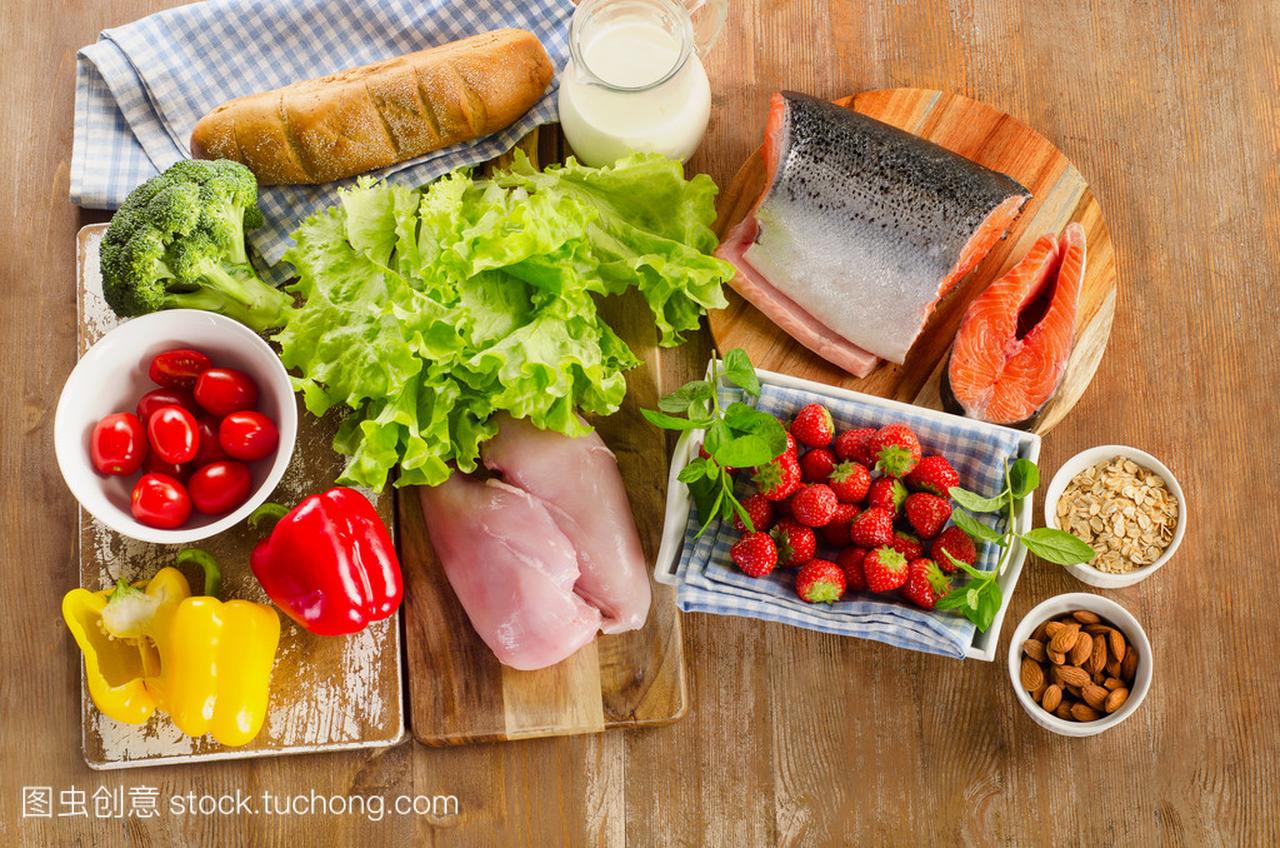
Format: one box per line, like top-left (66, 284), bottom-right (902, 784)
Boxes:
top-left (943, 223), bottom-right (1086, 427)
top-left (716, 91), bottom-right (1031, 377)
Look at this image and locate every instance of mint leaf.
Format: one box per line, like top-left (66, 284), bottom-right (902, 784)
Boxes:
top-left (948, 485), bottom-right (1009, 514)
top-left (949, 509), bottom-right (1004, 544)
top-left (730, 496), bottom-right (754, 533)
top-left (641, 408), bottom-right (713, 431)
top-left (714, 434), bottom-right (779, 469)
top-left (703, 419), bottom-right (731, 456)
top-left (1008, 458), bottom-right (1040, 500)
top-left (658, 380), bottom-right (712, 414)
top-left (677, 459), bottom-right (707, 483)
top-left (723, 403), bottom-right (788, 457)
top-left (1021, 528), bottom-right (1097, 565)
top-left (721, 348), bottom-right (760, 397)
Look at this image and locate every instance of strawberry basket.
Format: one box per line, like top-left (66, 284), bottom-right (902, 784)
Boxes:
top-left (653, 361), bottom-right (1041, 661)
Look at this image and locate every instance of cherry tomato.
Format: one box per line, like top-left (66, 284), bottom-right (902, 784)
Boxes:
top-left (148, 348), bottom-right (212, 389)
top-left (136, 387), bottom-right (196, 422)
top-left (188, 461), bottom-right (253, 515)
top-left (131, 473), bottom-right (192, 529)
top-left (147, 405), bottom-right (200, 464)
top-left (143, 452), bottom-right (190, 482)
top-left (194, 368), bottom-right (259, 417)
top-left (90, 412), bottom-right (148, 476)
top-left (192, 416), bottom-right (228, 466)
top-left (219, 411), bottom-right (279, 461)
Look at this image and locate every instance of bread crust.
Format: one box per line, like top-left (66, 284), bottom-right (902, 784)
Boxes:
top-left (190, 29), bottom-right (553, 184)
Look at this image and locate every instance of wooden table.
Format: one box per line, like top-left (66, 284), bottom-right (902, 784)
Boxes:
top-left (3, 1), bottom-right (1277, 844)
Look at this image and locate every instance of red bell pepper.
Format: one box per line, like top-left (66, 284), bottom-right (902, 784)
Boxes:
top-left (249, 487), bottom-right (402, 636)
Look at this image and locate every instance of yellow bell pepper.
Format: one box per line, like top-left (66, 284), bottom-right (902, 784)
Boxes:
top-left (61, 549), bottom-right (280, 747)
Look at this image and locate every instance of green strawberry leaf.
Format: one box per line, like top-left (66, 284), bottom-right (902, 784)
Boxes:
top-left (948, 485), bottom-right (1009, 514)
top-left (1020, 527), bottom-right (1097, 565)
top-left (1008, 458), bottom-right (1040, 501)
top-left (641, 408), bottom-right (713, 431)
top-left (721, 348), bottom-right (761, 397)
top-left (949, 509), bottom-right (1005, 544)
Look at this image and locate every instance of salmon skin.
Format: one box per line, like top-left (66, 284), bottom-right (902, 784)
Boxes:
top-left (717, 92), bottom-right (1031, 376)
top-left (942, 223), bottom-right (1086, 428)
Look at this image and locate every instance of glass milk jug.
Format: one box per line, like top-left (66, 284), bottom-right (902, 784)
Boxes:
top-left (558, 0), bottom-right (727, 166)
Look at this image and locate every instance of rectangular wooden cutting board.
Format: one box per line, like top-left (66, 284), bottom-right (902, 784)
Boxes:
top-left (75, 225), bottom-right (404, 768)
top-left (398, 291), bottom-right (689, 746)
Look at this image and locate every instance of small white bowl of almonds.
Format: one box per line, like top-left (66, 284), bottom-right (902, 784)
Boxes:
top-left (1043, 445), bottom-right (1186, 589)
top-left (1008, 593), bottom-right (1152, 737)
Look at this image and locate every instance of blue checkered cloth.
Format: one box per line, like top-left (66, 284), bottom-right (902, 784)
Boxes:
top-left (71, 0), bottom-right (572, 270)
top-left (675, 383), bottom-right (1025, 659)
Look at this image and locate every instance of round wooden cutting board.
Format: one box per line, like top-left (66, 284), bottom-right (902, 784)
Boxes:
top-left (709, 88), bottom-right (1117, 434)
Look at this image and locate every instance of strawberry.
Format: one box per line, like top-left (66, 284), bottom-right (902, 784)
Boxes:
top-left (785, 432), bottom-right (798, 456)
top-left (931, 526), bottom-right (977, 573)
top-left (863, 546), bottom-right (909, 593)
top-left (753, 452), bottom-right (801, 501)
top-left (827, 460), bottom-right (871, 504)
top-left (790, 403), bottom-right (834, 448)
top-left (867, 477), bottom-right (908, 516)
top-left (888, 529), bottom-right (923, 561)
top-left (790, 483), bottom-right (838, 527)
top-left (904, 492), bottom-right (952, 539)
top-left (820, 502), bottom-right (858, 546)
top-left (869, 422), bottom-right (922, 478)
top-left (834, 427), bottom-right (875, 464)
top-left (849, 507), bottom-right (895, 548)
top-left (902, 558), bottom-right (951, 610)
top-left (836, 546), bottom-right (868, 592)
top-left (771, 519), bottom-right (817, 567)
top-left (795, 559), bottom-right (846, 603)
top-left (799, 447), bottom-right (837, 482)
top-left (733, 493), bottom-right (775, 534)
top-left (905, 455), bottom-right (959, 497)
top-left (730, 532), bottom-right (777, 578)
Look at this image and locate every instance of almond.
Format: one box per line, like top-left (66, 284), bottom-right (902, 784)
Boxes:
top-left (1087, 635), bottom-right (1108, 674)
top-left (1070, 631), bottom-right (1093, 666)
top-left (1031, 681), bottom-right (1047, 703)
top-left (1054, 664), bottom-right (1090, 688)
top-left (1105, 687), bottom-right (1130, 713)
top-left (1054, 701), bottom-right (1073, 720)
top-left (1106, 658), bottom-right (1122, 678)
top-left (1044, 620), bottom-right (1067, 639)
top-left (1049, 622), bottom-right (1081, 655)
top-left (1071, 610), bottom-right (1101, 624)
top-left (1083, 623), bottom-right (1111, 635)
top-left (1048, 648), bottom-right (1066, 665)
top-left (1121, 647), bottom-right (1138, 681)
top-left (1104, 677), bottom-right (1123, 691)
top-left (1082, 683), bottom-right (1109, 710)
top-left (1108, 628), bottom-right (1127, 663)
top-left (1021, 658), bottom-right (1045, 691)
top-left (1042, 684), bottom-right (1063, 712)
top-left (1023, 639), bottom-right (1047, 663)
top-left (1031, 620), bottom-right (1050, 642)
top-left (1071, 702), bottom-right (1101, 722)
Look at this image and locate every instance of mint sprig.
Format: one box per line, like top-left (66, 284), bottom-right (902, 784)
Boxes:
top-left (937, 458), bottom-right (1095, 632)
top-left (643, 349), bottom-right (786, 536)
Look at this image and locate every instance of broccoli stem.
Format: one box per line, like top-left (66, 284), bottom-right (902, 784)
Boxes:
top-left (166, 262), bottom-right (292, 333)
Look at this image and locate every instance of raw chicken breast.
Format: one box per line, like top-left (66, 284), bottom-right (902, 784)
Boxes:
top-left (482, 414), bottom-right (651, 634)
top-left (418, 474), bottom-right (601, 671)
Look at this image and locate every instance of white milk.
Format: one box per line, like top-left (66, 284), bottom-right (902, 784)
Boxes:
top-left (558, 18), bottom-right (712, 167)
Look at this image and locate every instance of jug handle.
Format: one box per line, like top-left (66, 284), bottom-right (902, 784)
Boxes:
top-left (684, 0), bottom-right (727, 56)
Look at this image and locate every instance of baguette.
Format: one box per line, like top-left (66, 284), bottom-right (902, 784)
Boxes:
top-left (190, 29), bottom-right (554, 185)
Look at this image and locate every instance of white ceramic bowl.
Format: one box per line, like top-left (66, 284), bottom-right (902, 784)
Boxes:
top-left (1007, 592), bottom-right (1152, 737)
top-left (54, 310), bottom-right (297, 544)
top-left (1042, 445), bottom-right (1186, 589)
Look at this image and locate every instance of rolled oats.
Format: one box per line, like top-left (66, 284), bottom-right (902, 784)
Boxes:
top-left (1055, 456), bottom-right (1179, 573)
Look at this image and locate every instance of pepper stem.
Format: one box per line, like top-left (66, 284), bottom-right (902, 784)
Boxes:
top-left (176, 548), bottom-right (222, 598)
top-left (248, 502), bottom-right (291, 533)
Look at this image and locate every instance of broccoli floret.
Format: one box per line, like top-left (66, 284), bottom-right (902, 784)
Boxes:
top-left (100, 159), bottom-right (290, 332)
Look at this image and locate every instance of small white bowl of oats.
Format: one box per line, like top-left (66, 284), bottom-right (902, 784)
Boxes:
top-left (1043, 445), bottom-right (1186, 589)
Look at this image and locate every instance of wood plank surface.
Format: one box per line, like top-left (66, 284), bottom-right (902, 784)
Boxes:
top-left (709, 88), bottom-right (1116, 434)
top-left (3, 0), bottom-right (1279, 845)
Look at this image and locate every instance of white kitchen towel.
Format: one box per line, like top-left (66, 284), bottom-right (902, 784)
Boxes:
top-left (675, 383), bottom-right (1027, 659)
top-left (71, 0), bottom-right (572, 267)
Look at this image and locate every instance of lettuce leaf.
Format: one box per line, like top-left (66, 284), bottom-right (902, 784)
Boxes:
top-left (277, 153), bottom-right (733, 490)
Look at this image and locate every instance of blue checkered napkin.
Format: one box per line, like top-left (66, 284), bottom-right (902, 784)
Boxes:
top-left (71, 0), bottom-right (572, 269)
top-left (675, 383), bottom-right (1025, 659)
